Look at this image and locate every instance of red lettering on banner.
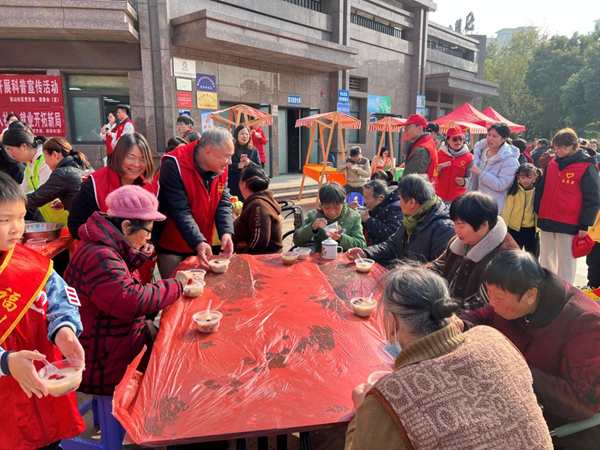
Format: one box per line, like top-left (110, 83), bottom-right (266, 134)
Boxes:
top-left (0, 75), bottom-right (66, 136)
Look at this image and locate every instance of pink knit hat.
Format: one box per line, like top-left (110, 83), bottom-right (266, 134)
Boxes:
top-left (106, 185), bottom-right (166, 221)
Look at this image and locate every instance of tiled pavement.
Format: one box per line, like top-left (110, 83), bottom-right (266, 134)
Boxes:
top-left (77, 197), bottom-right (590, 449)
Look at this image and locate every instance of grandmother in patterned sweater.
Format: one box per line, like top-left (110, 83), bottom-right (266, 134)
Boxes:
top-left (345, 266), bottom-right (552, 450)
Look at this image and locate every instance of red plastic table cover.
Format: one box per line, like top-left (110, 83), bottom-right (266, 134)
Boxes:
top-left (114, 253), bottom-right (393, 446)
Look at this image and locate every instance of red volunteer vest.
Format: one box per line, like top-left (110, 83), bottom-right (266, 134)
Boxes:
top-left (158, 142), bottom-right (228, 252)
top-left (408, 134), bottom-right (438, 184)
top-left (436, 150), bottom-right (473, 202)
top-left (538, 159), bottom-right (591, 226)
top-left (0, 245), bottom-right (85, 448)
top-left (114, 118), bottom-right (134, 141)
top-left (107, 118), bottom-right (134, 155)
top-left (86, 166), bottom-right (155, 213)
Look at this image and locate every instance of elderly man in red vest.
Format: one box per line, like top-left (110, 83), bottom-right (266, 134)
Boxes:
top-left (157, 127), bottom-right (235, 277)
top-left (403, 114), bottom-right (438, 184)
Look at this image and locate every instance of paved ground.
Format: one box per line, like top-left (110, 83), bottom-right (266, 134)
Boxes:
top-left (75, 196), bottom-right (590, 448)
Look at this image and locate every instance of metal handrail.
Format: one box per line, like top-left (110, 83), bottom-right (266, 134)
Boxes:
top-left (427, 40), bottom-right (470, 60)
top-left (350, 13), bottom-right (403, 39)
top-left (282, 0), bottom-right (322, 12)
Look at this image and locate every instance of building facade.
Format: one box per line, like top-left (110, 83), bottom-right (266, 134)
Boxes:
top-left (0, 0), bottom-right (497, 176)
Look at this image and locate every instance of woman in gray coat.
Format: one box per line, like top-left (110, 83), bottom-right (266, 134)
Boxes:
top-left (467, 123), bottom-right (520, 213)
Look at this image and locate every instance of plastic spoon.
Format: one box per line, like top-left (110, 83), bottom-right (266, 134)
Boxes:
top-left (367, 293), bottom-right (374, 304)
top-left (205, 300), bottom-right (213, 315)
top-left (34, 350), bottom-right (58, 377)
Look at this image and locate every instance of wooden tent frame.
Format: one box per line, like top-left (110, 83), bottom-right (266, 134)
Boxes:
top-left (368, 117), bottom-right (406, 174)
top-left (209, 104), bottom-right (273, 131)
top-left (296, 111), bottom-right (361, 206)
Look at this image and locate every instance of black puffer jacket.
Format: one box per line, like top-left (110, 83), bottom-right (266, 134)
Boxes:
top-left (362, 188), bottom-right (403, 245)
top-left (27, 156), bottom-right (91, 213)
top-left (364, 198), bottom-right (455, 266)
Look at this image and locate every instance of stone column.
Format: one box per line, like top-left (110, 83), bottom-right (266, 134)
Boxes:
top-left (132, 0), bottom-right (174, 155)
top-left (406, 7), bottom-right (428, 114)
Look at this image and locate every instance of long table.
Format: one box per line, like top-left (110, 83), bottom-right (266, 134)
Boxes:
top-left (28, 228), bottom-right (77, 260)
top-left (114, 253), bottom-right (392, 447)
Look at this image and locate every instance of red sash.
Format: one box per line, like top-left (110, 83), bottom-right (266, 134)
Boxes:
top-left (0, 245), bottom-right (52, 346)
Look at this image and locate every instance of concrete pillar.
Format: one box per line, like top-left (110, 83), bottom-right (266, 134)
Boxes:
top-left (406, 7), bottom-right (429, 113)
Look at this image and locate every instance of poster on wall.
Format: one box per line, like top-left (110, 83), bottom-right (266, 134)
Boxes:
top-left (197, 92), bottom-right (218, 110)
top-left (0, 107), bottom-right (66, 136)
top-left (196, 74), bottom-right (217, 92)
top-left (0, 75), bottom-right (66, 136)
top-left (176, 78), bottom-right (193, 92)
top-left (201, 110), bottom-right (214, 132)
top-left (177, 91), bottom-right (193, 108)
top-left (367, 95), bottom-right (392, 114)
top-left (173, 57), bottom-right (196, 79)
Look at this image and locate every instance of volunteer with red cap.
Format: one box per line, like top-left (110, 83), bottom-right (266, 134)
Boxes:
top-left (403, 114), bottom-right (438, 184)
top-left (436, 125), bottom-right (474, 202)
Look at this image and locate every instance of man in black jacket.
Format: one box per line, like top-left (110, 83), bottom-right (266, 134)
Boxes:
top-left (347, 174), bottom-right (455, 266)
top-left (353, 179), bottom-right (402, 246)
top-left (157, 127), bottom-right (235, 277)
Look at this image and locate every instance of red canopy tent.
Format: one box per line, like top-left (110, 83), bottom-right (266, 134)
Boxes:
top-left (482, 107), bottom-right (526, 133)
top-left (433, 102), bottom-right (497, 129)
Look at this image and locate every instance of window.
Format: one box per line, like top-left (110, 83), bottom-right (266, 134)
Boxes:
top-left (424, 107), bottom-right (431, 122)
top-left (67, 75), bottom-right (129, 144)
top-left (348, 99), bottom-right (361, 144)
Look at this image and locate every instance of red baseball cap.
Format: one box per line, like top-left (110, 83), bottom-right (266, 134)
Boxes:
top-left (447, 125), bottom-right (467, 139)
top-left (404, 114), bottom-right (428, 128)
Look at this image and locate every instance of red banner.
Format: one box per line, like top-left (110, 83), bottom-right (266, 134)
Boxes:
top-left (0, 75), bottom-right (63, 106)
top-left (177, 91), bottom-right (193, 108)
top-left (0, 107), bottom-right (66, 137)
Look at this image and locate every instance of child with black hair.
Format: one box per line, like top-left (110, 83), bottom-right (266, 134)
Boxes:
top-left (294, 182), bottom-right (366, 252)
top-left (501, 163), bottom-right (541, 255)
top-left (0, 172), bottom-right (85, 448)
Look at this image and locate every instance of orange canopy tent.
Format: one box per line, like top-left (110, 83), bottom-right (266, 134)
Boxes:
top-left (482, 107), bottom-right (526, 133)
top-left (368, 117), bottom-right (406, 174)
top-left (433, 102), bottom-right (497, 130)
top-left (209, 104), bottom-right (273, 130)
top-left (295, 111), bottom-right (361, 205)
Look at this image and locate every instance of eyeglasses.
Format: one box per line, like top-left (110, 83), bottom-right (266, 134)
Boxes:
top-left (124, 154), bottom-right (147, 166)
top-left (141, 226), bottom-right (153, 236)
top-left (450, 137), bottom-right (465, 142)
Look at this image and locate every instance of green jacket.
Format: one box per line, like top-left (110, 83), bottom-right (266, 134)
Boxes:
top-left (293, 203), bottom-right (366, 252)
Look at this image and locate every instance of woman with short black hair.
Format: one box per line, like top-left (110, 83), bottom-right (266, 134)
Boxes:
top-left (435, 191), bottom-right (519, 313)
top-left (233, 166), bottom-right (283, 254)
top-left (467, 122), bottom-right (520, 212)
